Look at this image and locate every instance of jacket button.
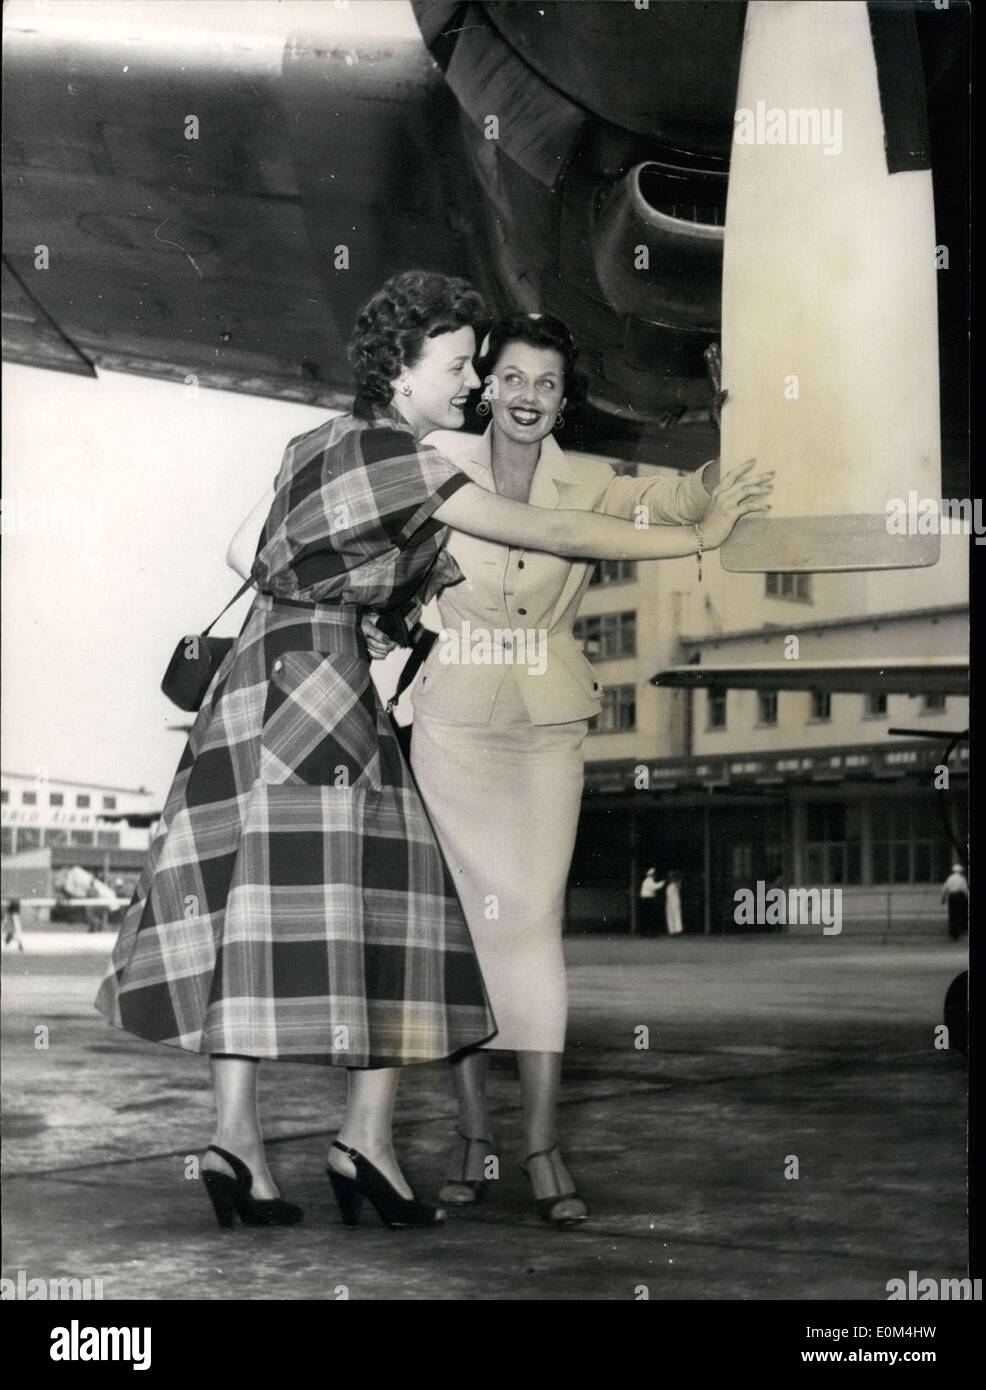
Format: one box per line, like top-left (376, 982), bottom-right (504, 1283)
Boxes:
top-left (518, 560), bottom-right (525, 569)
top-left (273, 659), bottom-right (283, 673)
top-left (517, 607), bottom-right (527, 616)
top-left (593, 681), bottom-right (600, 690)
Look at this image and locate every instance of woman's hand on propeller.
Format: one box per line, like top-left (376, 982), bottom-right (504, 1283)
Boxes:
top-left (700, 459), bottom-right (774, 549)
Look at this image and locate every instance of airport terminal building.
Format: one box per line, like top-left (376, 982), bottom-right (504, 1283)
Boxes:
top-left (0, 772), bottom-right (157, 905)
top-left (567, 476), bottom-right (969, 937)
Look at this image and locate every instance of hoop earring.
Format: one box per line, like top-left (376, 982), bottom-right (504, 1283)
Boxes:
top-left (555, 411), bottom-right (565, 430)
top-left (476, 398), bottom-right (491, 416)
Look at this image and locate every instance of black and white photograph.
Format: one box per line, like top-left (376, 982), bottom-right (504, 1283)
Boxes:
top-left (0, 0), bottom-right (977, 1334)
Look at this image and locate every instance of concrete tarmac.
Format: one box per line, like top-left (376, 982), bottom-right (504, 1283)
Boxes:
top-left (1, 931), bottom-right (968, 1301)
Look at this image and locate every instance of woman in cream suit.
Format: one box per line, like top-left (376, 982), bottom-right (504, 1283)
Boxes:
top-left (405, 313), bottom-right (765, 1226)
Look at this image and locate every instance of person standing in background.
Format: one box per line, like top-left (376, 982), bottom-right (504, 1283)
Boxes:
top-left (3, 898), bottom-right (25, 952)
top-left (941, 863), bottom-right (968, 942)
top-left (662, 871), bottom-right (684, 936)
top-left (639, 868), bottom-right (662, 938)
top-left (646, 871), bottom-right (684, 935)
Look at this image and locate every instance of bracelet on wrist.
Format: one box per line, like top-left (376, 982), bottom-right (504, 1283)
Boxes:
top-left (693, 522), bottom-right (704, 582)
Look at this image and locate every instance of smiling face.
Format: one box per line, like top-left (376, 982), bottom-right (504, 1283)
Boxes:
top-left (486, 341), bottom-right (567, 446)
top-left (394, 325), bottom-right (481, 437)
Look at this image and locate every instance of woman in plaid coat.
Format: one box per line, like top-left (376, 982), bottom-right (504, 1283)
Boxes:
top-left (96, 271), bottom-right (767, 1231)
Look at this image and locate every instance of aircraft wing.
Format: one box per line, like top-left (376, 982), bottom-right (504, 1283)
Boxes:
top-left (1, 0), bottom-right (969, 486)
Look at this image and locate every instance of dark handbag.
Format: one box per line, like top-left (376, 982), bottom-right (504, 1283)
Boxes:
top-left (386, 628), bottom-right (439, 759)
top-left (161, 578), bottom-right (254, 712)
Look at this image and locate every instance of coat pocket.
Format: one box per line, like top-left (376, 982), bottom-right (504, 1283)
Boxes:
top-left (259, 650), bottom-right (382, 791)
top-left (549, 638), bottom-right (602, 701)
top-left (411, 647), bottom-right (456, 707)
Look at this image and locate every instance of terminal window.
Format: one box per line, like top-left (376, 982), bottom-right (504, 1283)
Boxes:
top-left (589, 685), bottom-right (636, 735)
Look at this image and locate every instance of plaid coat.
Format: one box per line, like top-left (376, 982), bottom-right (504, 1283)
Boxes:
top-left (95, 411), bottom-right (497, 1067)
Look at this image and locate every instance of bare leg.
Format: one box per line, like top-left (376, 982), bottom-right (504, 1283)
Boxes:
top-left (516, 1050), bottom-right (586, 1222)
top-left (451, 1049), bottom-right (491, 1135)
top-left (328, 1067), bottom-right (414, 1199)
top-left (202, 1054), bottom-right (280, 1199)
top-left (440, 1049), bottom-right (494, 1201)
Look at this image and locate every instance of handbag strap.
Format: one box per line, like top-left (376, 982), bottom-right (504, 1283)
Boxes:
top-left (387, 628), bottom-right (439, 712)
top-left (201, 577), bottom-right (255, 637)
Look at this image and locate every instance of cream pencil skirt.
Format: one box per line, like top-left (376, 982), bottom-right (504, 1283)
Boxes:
top-left (410, 674), bottom-right (588, 1053)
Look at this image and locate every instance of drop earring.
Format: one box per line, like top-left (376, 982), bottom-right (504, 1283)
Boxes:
top-left (555, 411), bottom-right (565, 430)
top-left (477, 397), bottom-right (491, 416)
top-left (400, 381), bottom-right (413, 397)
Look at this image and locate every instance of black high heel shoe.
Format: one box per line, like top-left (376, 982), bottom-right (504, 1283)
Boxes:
top-left (520, 1144), bottom-right (588, 1229)
top-left (439, 1129), bottom-right (495, 1205)
top-left (326, 1141), bottom-right (446, 1229)
top-left (201, 1144), bottom-right (304, 1229)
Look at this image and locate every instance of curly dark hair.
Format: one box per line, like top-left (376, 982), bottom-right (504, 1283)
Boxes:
top-left (348, 270), bottom-right (487, 418)
top-left (476, 311), bottom-right (586, 407)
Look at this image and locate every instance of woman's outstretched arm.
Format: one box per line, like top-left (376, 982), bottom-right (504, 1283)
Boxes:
top-left (434, 461), bottom-right (772, 560)
top-left (598, 458), bottom-right (719, 525)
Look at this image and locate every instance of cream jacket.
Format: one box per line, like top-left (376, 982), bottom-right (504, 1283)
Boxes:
top-left (411, 426), bottom-right (714, 727)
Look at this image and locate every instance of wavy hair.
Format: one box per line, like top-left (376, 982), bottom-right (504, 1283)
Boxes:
top-left (476, 311), bottom-right (586, 406)
top-left (348, 270), bottom-right (487, 418)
